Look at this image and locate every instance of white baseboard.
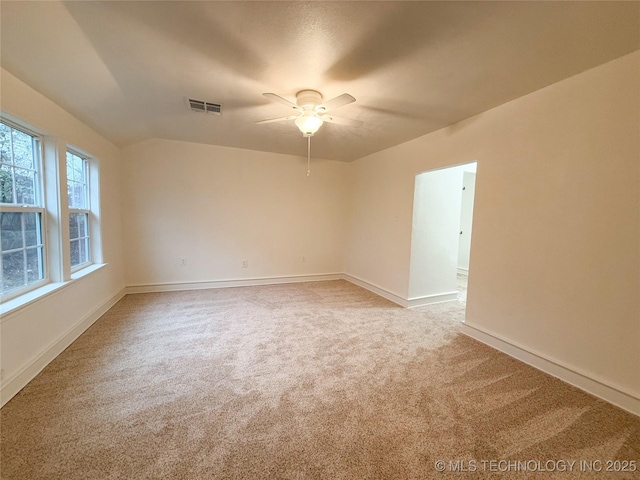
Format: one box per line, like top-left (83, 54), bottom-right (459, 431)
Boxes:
top-left (342, 274), bottom-right (459, 308)
top-left (460, 322), bottom-right (640, 417)
top-left (407, 291), bottom-right (458, 308)
top-left (125, 273), bottom-right (343, 295)
top-left (0, 288), bottom-right (126, 408)
top-left (341, 274), bottom-right (407, 307)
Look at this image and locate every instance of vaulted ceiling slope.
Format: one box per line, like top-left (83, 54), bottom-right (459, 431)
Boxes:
top-left (1, 1), bottom-right (638, 161)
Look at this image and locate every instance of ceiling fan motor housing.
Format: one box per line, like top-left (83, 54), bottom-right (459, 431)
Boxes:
top-left (296, 90), bottom-right (323, 109)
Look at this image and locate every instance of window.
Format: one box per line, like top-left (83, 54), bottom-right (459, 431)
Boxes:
top-left (66, 151), bottom-right (91, 269)
top-left (0, 113), bottom-right (102, 308)
top-left (0, 121), bottom-right (46, 296)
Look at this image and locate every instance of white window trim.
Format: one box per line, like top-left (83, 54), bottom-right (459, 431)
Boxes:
top-left (66, 146), bottom-right (102, 274)
top-left (0, 112), bottom-right (105, 310)
top-left (67, 149), bottom-right (92, 272)
top-left (0, 119), bottom-right (49, 300)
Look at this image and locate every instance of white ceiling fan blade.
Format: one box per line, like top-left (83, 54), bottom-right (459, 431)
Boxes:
top-left (320, 114), bottom-right (363, 127)
top-left (317, 93), bottom-right (355, 112)
top-left (262, 93), bottom-right (301, 111)
top-left (254, 115), bottom-right (299, 125)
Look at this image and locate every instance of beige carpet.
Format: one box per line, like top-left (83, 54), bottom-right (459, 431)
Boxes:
top-left (1, 280), bottom-right (639, 479)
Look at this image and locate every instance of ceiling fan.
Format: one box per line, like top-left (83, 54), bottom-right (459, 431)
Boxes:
top-left (255, 90), bottom-right (363, 137)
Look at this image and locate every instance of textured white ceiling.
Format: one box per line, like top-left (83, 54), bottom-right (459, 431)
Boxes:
top-left (1, 1), bottom-right (638, 161)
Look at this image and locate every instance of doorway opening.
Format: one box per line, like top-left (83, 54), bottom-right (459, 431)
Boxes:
top-left (408, 161), bottom-right (477, 308)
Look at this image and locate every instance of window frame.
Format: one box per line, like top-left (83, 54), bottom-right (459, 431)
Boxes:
top-left (0, 112), bottom-right (105, 312)
top-left (0, 119), bottom-right (49, 301)
top-left (66, 149), bottom-right (92, 272)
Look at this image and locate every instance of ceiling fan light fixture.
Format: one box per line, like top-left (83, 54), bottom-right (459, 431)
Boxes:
top-left (295, 112), bottom-right (323, 137)
top-left (258, 90), bottom-right (359, 139)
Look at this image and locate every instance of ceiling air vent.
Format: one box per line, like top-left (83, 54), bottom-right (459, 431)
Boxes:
top-left (187, 98), bottom-right (222, 115)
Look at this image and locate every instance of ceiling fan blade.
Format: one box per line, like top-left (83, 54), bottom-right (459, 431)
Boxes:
top-left (262, 93), bottom-right (300, 111)
top-left (254, 115), bottom-right (299, 125)
top-left (320, 114), bottom-right (363, 127)
top-left (317, 93), bottom-right (356, 112)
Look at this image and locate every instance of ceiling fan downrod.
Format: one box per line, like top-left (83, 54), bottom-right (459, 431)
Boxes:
top-left (307, 135), bottom-right (311, 177)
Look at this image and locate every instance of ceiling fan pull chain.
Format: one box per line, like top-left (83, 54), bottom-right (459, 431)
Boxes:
top-left (307, 136), bottom-right (311, 177)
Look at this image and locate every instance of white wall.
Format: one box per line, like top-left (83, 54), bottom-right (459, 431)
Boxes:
top-left (408, 165), bottom-right (465, 301)
top-left (344, 154), bottom-right (415, 299)
top-left (345, 51), bottom-right (640, 406)
top-left (122, 139), bottom-right (350, 287)
top-left (457, 171), bottom-right (476, 272)
top-left (0, 69), bottom-right (125, 405)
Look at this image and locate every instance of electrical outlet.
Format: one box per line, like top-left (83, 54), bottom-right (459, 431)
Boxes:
top-left (180, 258), bottom-right (187, 267)
top-left (242, 260), bottom-right (248, 268)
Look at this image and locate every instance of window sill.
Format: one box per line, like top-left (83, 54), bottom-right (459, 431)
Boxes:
top-left (70, 263), bottom-right (104, 281)
top-left (1, 263), bottom-right (107, 320)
